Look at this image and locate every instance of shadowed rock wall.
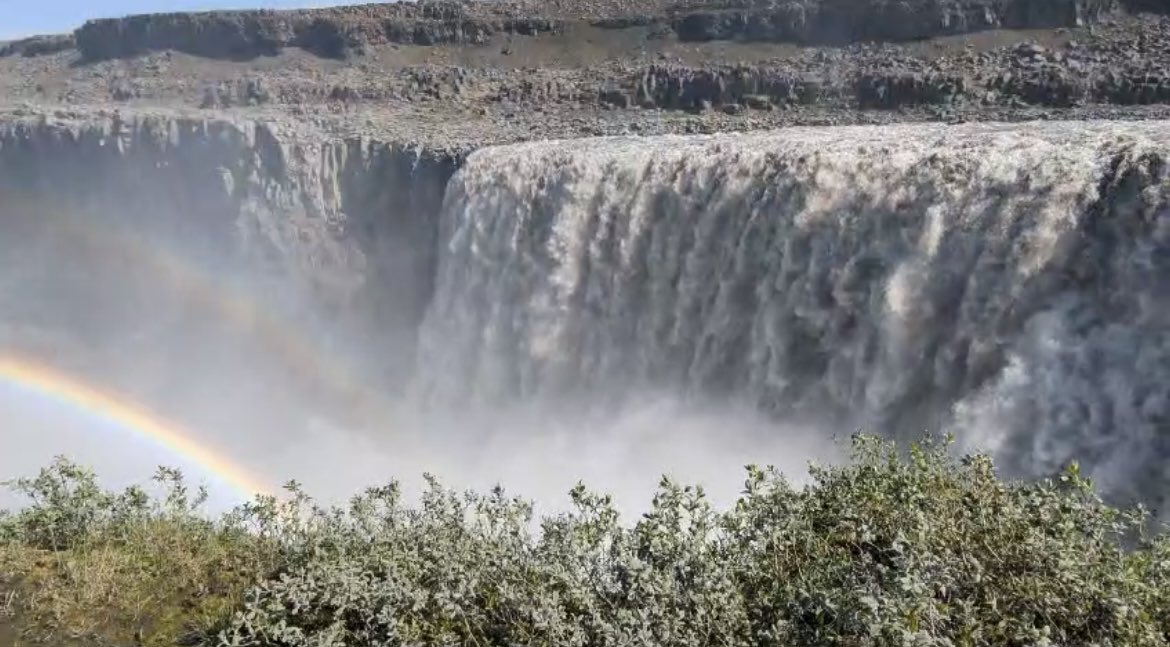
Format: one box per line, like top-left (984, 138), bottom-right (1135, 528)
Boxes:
top-left (74, 3), bottom-right (563, 61)
top-left (670, 0), bottom-right (1117, 44)
top-left (0, 114), bottom-right (457, 395)
top-left (66, 0), bottom-right (1141, 62)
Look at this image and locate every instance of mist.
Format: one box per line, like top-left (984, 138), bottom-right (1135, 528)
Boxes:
top-left (0, 187), bottom-right (842, 517)
top-left (2, 116), bottom-right (1167, 521)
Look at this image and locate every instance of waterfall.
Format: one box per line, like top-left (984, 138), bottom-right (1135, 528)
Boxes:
top-left (3, 114), bottom-right (1167, 511)
top-left (418, 121), bottom-right (1170, 508)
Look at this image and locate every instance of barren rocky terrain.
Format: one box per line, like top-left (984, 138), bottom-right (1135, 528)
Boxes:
top-left (2, 0), bottom-right (1170, 149)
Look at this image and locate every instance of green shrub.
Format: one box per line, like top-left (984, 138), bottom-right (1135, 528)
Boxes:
top-left (0, 459), bottom-right (283, 647)
top-left (720, 435), bottom-right (1170, 646)
top-left (219, 435), bottom-right (1170, 647)
top-left (2, 434), bottom-right (1168, 647)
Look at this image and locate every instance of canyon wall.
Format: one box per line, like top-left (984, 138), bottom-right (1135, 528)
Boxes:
top-left (66, 0), bottom-right (1136, 62)
top-left (74, 4), bottom-right (562, 61)
top-left (669, 0), bottom-right (1118, 44)
top-left (0, 113), bottom-right (456, 425)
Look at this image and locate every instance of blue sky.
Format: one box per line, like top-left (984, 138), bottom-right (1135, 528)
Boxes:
top-left (2, 1), bottom-right (349, 39)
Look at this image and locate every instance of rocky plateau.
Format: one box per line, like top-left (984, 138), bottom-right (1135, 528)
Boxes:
top-left (0, 0), bottom-right (1168, 149)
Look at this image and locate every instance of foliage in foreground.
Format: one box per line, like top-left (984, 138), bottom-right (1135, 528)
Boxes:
top-left (1, 435), bottom-right (1168, 647)
top-left (0, 462), bottom-right (287, 646)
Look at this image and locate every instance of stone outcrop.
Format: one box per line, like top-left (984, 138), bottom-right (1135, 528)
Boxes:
top-left (54, 0), bottom-right (1161, 63)
top-left (1124, 0), bottom-right (1170, 13)
top-left (0, 34), bottom-right (75, 57)
top-left (583, 35), bottom-right (1170, 113)
top-left (668, 0), bottom-right (1117, 44)
top-left (0, 112), bottom-right (458, 396)
top-left (74, 2), bottom-right (563, 61)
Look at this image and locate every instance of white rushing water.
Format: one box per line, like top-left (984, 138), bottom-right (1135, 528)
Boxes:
top-left (418, 121), bottom-right (1170, 511)
top-left (2, 117), bottom-right (1167, 516)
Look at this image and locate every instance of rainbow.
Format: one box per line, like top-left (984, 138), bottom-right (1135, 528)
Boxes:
top-left (0, 355), bottom-right (271, 498)
top-left (3, 196), bottom-right (397, 431)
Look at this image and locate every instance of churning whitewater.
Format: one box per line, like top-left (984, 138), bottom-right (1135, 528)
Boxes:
top-left (418, 121), bottom-right (1170, 511)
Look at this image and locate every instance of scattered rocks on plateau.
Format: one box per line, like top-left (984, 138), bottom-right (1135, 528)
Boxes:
top-left (1, 0), bottom-right (1170, 149)
top-left (0, 34), bottom-right (75, 57)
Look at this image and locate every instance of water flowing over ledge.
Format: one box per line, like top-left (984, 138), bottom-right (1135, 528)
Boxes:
top-left (418, 121), bottom-right (1170, 509)
top-left (2, 115), bottom-right (1167, 512)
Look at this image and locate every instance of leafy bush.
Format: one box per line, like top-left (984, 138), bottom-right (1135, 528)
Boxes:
top-left (2, 435), bottom-right (1168, 647)
top-left (0, 459), bottom-right (285, 647)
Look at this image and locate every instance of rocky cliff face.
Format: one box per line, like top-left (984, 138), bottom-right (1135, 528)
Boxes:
top-left (0, 112), bottom-right (457, 411)
top-left (669, 0), bottom-right (1117, 44)
top-left (74, 3), bottom-right (563, 61)
top-left (66, 0), bottom-right (1135, 62)
top-left (0, 34), bottom-right (75, 58)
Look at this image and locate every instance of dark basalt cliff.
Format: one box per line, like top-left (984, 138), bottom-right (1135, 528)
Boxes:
top-left (669, 0), bottom-right (1118, 44)
top-left (66, 0), bottom-right (1164, 63)
top-left (74, 3), bottom-right (563, 61)
top-left (0, 34), bottom-right (75, 57)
